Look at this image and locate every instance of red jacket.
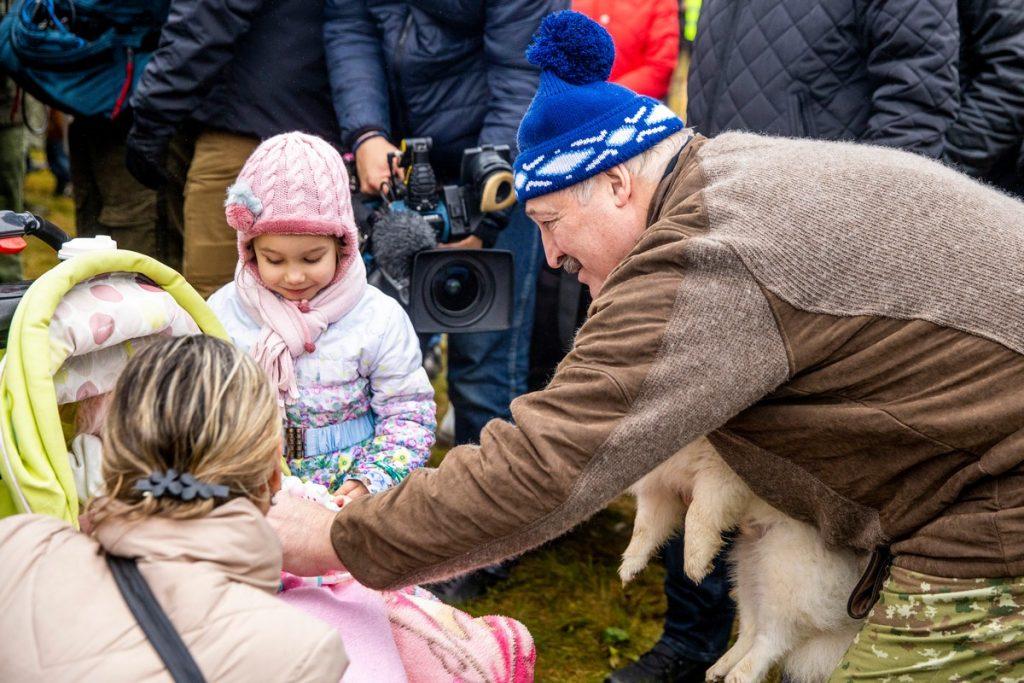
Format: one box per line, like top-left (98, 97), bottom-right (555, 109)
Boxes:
top-left (574, 0), bottom-right (680, 99)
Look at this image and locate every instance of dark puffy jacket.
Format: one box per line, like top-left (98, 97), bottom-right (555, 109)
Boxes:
top-left (131, 0), bottom-right (340, 144)
top-left (687, 0), bottom-right (959, 157)
top-left (942, 0), bottom-right (1024, 195)
top-left (323, 0), bottom-right (565, 176)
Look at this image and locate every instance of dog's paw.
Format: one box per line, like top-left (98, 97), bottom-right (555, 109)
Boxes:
top-left (618, 555), bottom-right (648, 585)
top-left (683, 554), bottom-right (713, 584)
top-left (723, 656), bottom-right (760, 683)
top-left (704, 659), bottom-right (729, 682)
top-left (724, 669), bottom-right (757, 683)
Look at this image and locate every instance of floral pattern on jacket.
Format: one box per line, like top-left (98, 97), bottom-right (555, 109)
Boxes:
top-left (209, 283), bottom-right (436, 494)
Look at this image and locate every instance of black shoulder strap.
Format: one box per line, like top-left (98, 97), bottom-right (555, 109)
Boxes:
top-left (105, 554), bottom-right (208, 683)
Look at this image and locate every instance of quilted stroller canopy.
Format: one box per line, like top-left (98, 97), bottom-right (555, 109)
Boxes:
top-left (0, 251), bottom-right (228, 525)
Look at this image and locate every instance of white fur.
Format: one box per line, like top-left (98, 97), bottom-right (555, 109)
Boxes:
top-left (620, 438), bottom-right (864, 683)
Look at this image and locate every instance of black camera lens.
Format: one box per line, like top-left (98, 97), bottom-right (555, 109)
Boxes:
top-left (430, 263), bottom-right (481, 314)
top-left (411, 249), bottom-right (513, 333)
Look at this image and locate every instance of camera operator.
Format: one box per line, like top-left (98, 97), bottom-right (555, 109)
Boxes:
top-left (324, 0), bottom-right (565, 598)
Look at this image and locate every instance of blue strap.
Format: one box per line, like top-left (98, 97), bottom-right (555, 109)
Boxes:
top-left (304, 413), bottom-right (376, 456)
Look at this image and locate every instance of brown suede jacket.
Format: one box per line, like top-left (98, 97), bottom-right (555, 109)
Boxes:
top-left (333, 132), bottom-right (1024, 593)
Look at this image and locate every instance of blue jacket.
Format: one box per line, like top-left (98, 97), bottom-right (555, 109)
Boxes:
top-left (323, 0), bottom-right (565, 176)
top-left (686, 0), bottom-right (960, 157)
top-left (131, 0), bottom-right (340, 144)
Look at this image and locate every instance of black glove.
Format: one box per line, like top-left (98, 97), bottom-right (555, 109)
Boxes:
top-left (125, 112), bottom-right (172, 190)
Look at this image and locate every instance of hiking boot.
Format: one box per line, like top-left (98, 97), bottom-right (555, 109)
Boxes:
top-left (605, 639), bottom-right (708, 683)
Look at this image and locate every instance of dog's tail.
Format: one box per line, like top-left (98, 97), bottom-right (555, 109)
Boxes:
top-left (783, 630), bottom-right (857, 683)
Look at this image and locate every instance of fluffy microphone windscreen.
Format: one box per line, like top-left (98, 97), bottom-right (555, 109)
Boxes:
top-left (371, 209), bottom-right (438, 284)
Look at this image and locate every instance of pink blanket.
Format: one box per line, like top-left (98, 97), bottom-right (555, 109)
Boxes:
top-left (279, 573), bottom-right (535, 682)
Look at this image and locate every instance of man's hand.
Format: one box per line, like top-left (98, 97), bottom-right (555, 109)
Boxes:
top-left (267, 492), bottom-right (346, 576)
top-left (355, 135), bottom-right (401, 195)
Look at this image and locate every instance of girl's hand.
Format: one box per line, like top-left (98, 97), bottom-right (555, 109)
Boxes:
top-left (333, 480), bottom-right (369, 507)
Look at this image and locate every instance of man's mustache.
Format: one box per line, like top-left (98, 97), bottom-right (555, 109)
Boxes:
top-left (560, 256), bottom-right (582, 274)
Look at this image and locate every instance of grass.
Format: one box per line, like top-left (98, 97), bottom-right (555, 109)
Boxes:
top-left (22, 151), bottom-right (75, 278)
top-left (461, 499), bottom-right (669, 681)
top-left (430, 368), bottom-right (669, 682)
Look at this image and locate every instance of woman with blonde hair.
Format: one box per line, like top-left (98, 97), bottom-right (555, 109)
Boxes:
top-left (0, 335), bottom-right (348, 682)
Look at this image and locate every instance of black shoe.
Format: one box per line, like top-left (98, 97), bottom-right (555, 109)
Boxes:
top-left (423, 563), bottom-right (512, 604)
top-left (605, 639), bottom-right (708, 683)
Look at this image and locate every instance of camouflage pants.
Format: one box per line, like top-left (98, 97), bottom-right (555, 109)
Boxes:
top-left (830, 566), bottom-right (1024, 681)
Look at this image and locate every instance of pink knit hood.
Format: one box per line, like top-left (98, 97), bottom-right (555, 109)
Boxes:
top-left (224, 132), bottom-right (367, 402)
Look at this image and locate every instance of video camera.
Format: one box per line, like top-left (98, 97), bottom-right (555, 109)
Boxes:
top-left (354, 137), bottom-right (517, 334)
top-left (385, 138), bottom-right (516, 242)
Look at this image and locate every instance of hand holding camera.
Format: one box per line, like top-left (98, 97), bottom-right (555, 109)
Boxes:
top-left (354, 135), bottom-right (402, 195)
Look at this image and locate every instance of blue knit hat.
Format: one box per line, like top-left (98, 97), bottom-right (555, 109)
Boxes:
top-left (513, 11), bottom-right (685, 201)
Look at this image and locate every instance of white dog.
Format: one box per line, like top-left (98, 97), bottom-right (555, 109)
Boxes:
top-left (620, 438), bottom-right (864, 683)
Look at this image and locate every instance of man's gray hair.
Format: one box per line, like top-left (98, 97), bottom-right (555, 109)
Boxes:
top-left (567, 130), bottom-right (692, 203)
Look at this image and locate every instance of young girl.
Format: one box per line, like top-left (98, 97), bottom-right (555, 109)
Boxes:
top-left (205, 134), bottom-right (537, 681)
top-left (208, 132), bottom-right (435, 500)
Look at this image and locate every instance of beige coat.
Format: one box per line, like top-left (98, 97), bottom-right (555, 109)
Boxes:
top-left (0, 499), bottom-right (347, 682)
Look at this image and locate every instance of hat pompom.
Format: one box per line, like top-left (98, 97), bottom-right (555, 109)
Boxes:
top-left (526, 10), bottom-right (614, 85)
top-left (225, 203), bottom-right (255, 232)
top-left (224, 181), bottom-right (262, 231)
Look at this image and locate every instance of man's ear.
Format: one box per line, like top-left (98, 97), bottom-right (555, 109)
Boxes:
top-left (606, 165), bottom-right (632, 208)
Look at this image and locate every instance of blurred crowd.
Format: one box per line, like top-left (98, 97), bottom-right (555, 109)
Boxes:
top-left (0, 0), bottom-right (1020, 680)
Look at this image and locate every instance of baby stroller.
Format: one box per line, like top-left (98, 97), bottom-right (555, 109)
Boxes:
top-left (0, 211), bottom-right (227, 525)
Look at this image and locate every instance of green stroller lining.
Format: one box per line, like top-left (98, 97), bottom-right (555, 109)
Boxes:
top-left (0, 251), bottom-right (228, 525)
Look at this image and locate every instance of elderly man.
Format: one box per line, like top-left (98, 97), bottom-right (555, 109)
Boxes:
top-left (270, 12), bottom-right (1024, 678)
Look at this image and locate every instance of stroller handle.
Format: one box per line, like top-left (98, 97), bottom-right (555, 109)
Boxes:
top-left (0, 211), bottom-right (70, 252)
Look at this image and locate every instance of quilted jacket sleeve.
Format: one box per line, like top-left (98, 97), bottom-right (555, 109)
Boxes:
top-left (478, 0), bottom-right (566, 152)
top-left (323, 0), bottom-right (391, 149)
top-left (942, 0), bottom-right (1024, 179)
top-left (129, 0), bottom-right (267, 140)
top-left (349, 299), bottom-right (436, 495)
top-left (614, 0), bottom-right (681, 100)
top-left (861, 0), bottom-right (959, 157)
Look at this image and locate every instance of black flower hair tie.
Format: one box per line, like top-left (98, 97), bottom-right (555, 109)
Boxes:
top-left (134, 469), bottom-right (231, 502)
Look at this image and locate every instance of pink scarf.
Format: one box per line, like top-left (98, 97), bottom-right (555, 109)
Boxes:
top-left (235, 252), bottom-right (367, 403)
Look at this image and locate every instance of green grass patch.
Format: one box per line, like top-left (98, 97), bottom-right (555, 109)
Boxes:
top-left (23, 153), bottom-right (75, 278)
top-left (461, 498), bottom-right (668, 681)
top-left (430, 360), bottom-right (668, 681)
